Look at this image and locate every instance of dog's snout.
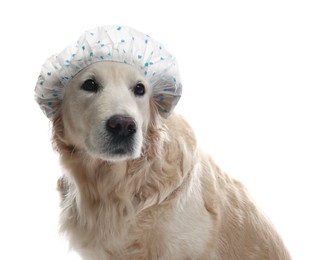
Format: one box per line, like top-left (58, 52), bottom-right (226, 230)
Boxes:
top-left (106, 115), bottom-right (137, 137)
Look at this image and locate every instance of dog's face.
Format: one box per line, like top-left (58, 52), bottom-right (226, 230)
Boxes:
top-left (61, 62), bottom-right (152, 162)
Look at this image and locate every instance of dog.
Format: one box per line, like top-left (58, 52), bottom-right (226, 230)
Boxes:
top-left (53, 61), bottom-right (291, 259)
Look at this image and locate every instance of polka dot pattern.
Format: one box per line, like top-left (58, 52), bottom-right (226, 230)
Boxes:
top-left (35, 25), bottom-right (182, 119)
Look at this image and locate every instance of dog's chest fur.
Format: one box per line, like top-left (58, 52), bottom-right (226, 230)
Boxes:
top-left (58, 152), bottom-right (216, 260)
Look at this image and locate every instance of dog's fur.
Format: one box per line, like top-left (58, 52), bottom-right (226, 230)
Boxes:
top-left (53, 62), bottom-right (291, 259)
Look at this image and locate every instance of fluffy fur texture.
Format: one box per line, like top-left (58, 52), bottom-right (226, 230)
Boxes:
top-left (53, 62), bottom-right (291, 259)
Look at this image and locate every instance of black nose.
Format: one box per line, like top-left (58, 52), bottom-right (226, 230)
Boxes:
top-left (106, 115), bottom-right (137, 137)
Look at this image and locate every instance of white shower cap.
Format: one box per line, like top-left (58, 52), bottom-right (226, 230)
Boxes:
top-left (35, 25), bottom-right (182, 120)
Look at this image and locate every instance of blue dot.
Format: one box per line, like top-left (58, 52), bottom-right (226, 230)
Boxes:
top-left (48, 102), bottom-right (52, 106)
top-left (47, 72), bottom-right (51, 76)
top-left (121, 39), bottom-right (125, 43)
top-left (160, 97), bottom-right (165, 102)
top-left (90, 51), bottom-right (94, 57)
top-left (145, 39), bottom-right (148, 44)
top-left (82, 45), bottom-right (86, 50)
top-left (100, 44), bottom-right (105, 47)
top-left (138, 55), bottom-right (142, 59)
top-left (90, 32), bottom-right (94, 36)
top-left (117, 26), bottom-right (122, 31)
top-left (144, 62), bottom-right (149, 67)
top-left (144, 71), bottom-right (147, 76)
top-left (108, 52), bottom-right (112, 56)
top-left (160, 57), bottom-right (164, 60)
top-left (163, 108), bottom-right (168, 113)
top-left (100, 56), bottom-right (104, 60)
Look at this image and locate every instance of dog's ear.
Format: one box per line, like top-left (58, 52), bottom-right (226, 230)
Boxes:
top-left (151, 75), bottom-right (182, 118)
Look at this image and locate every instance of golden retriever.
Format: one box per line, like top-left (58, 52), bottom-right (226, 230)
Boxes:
top-left (53, 61), bottom-right (291, 259)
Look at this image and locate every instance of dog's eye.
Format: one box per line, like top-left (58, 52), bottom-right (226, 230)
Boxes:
top-left (81, 79), bottom-right (99, 92)
top-left (133, 83), bottom-right (145, 96)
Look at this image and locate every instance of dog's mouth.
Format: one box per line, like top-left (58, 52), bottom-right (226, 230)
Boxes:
top-left (105, 136), bottom-right (136, 155)
top-left (86, 130), bottom-right (143, 162)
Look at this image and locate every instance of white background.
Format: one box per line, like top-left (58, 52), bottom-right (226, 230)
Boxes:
top-left (1, 0), bottom-right (320, 259)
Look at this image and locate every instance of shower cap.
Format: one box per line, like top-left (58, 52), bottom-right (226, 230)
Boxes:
top-left (35, 25), bottom-right (182, 120)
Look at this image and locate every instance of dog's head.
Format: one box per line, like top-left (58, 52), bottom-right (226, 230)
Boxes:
top-left (60, 62), bottom-right (152, 161)
top-left (35, 26), bottom-right (182, 162)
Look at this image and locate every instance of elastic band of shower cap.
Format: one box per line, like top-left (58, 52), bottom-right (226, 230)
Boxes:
top-left (34, 25), bottom-right (182, 120)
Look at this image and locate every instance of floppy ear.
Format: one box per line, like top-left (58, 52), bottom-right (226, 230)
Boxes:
top-left (151, 75), bottom-right (182, 118)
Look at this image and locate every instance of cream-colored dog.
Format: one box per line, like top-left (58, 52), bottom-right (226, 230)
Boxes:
top-left (54, 61), bottom-right (291, 259)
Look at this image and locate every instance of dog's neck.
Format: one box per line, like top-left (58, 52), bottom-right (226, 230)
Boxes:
top-left (59, 137), bottom-right (186, 209)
